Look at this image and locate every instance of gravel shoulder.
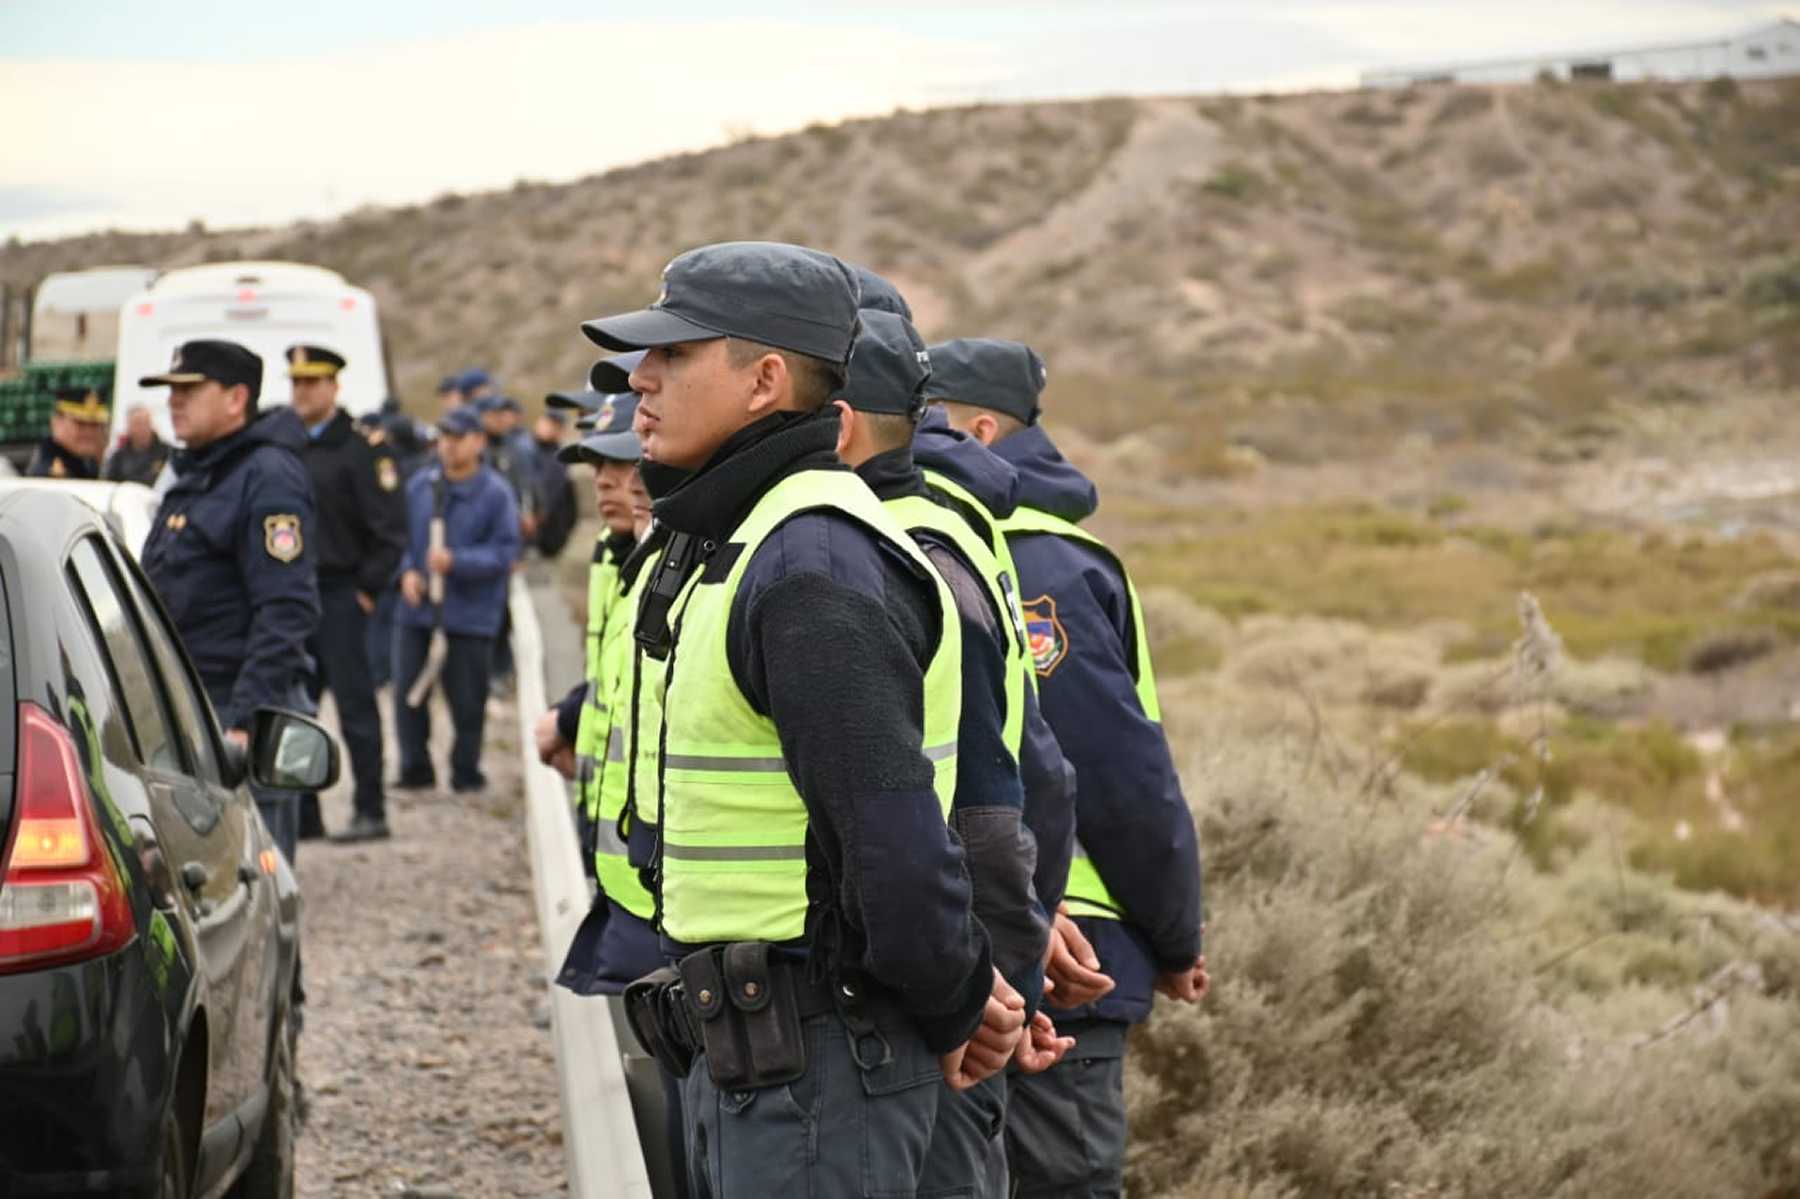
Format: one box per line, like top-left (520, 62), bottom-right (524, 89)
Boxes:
top-left (294, 686), bottom-right (566, 1198)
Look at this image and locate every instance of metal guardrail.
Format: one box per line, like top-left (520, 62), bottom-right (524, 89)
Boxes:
top-left (510, 576), bottom-right (654, 1199)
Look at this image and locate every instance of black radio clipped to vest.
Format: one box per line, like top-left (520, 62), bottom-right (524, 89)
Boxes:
top-left (634, 532), bottom-right (702, 660)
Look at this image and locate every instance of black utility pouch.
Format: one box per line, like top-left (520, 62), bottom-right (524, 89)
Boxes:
top-left (623, 967), bottom-right (692, 1078)
top-left (678, 943), bottom-right (808, 1090)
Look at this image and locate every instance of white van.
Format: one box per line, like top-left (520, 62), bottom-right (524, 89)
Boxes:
top-left (29, 266), bottom-right (159, 362)
top-left (111, 261), bottom-right (391, 445)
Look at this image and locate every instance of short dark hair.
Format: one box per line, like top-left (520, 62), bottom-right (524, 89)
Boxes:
top-left (726, 338), bottom-right (842, 411)
top-left (860, 407), bottom-right (921, 453)
top-left (933, 398), bottom-right (1024, 440)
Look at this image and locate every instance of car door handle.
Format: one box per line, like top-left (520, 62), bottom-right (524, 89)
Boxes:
top-left (181, 861), bottom-right (210, 892)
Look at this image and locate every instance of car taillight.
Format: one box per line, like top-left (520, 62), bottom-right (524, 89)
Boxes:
top-left (0, 704), bottom-right (135, 974)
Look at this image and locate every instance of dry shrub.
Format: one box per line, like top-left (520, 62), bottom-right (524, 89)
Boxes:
top-left (1126, 719), bottom-right (1800, 1196)
top-left (1549, 654), bottom-right (1653, 718)
top-left (1734, 570), bottom-right (1800, 611)
top-left (1140, 588), bottom-right (1231, 678)
top-left (1225, 616), bottom-right (1442, 715)
top-left (1685, 627), bottom-right (1779, 674)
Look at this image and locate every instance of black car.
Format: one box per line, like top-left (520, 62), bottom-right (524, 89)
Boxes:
top-left (0, 486), bottom-right (338, 1197)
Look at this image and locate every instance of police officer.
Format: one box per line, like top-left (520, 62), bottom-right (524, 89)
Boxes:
top-left (104, 403), bottom-right (173, 485)
top-left (476, 394), bottom-right (540, 535)
top-left (586, 242), bottom-right (1009, 1196)
top-left (533, 387), bottom-right (646, 843)
top-left (531, 390), bottom-right (695, 1196)
top-left (28, 386), bottom-right (110, 478)
top-left (138, 339), bottom-right (321, 865)
top-left (835, 307), bottom-right (1072, 1197)
top-left (393, 407), bottom-right (522, 793)
top-left (286, 345), bottom-right (407, 843)
top-left (930, 338), bottom-right (1207, 1199)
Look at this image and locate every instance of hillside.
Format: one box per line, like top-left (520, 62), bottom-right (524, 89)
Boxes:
top-left (6, 77), bottom-right (1798, 470)
top-left (15, 76), bottom-right (1800, 1194)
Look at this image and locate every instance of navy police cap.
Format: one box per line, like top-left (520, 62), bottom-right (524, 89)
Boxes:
top-left (582, 242), bottom-right (861, 366)
top-left (842, 310), bottom-right (931, 418)
top-left (557, 394), bottom-right (640, 464)
top-left (140, 338), bottom-right (263, 402)
top-left (546, 387), bottom-right (605, 414)
top-left (436, 407), bottom-right (484, 436)
top-left (286, 344), bottom-right (345, 379)
top-left (850, 265), bottom-right (913, 322)
top-left (923, 338), bottom-right (1046, 427)
top-left (588, 350), bottom-right (645, 394)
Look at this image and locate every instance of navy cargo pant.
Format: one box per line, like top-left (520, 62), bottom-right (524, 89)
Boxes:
top-left (393, 625), bottom-right (492, 791)
top-left (309, 577), bottom-right (387, 822)
top-left (366, 586), bottom-right (399, 688)
top-left (1003, 1018), bottom-right (1129, 1199)
top-left (682, 1010), bottom-right (942, 1198)
top-left (203, 677), bottom-right (309, 867)
top-left (921, 1073), bottom-right (1009, 1198)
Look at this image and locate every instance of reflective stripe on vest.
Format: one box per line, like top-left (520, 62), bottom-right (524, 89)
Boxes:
top-left (643, 469), bottom-right (962, 945)
top-left (590, 551), bottom-right (659, 920)
top-left (999, 504), bottom-right (1164, 923)
top-left (883, 491), bottom-right (1026, 760)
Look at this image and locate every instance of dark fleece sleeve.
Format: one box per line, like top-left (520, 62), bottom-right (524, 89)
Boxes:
top-left (730, 513), bottom-right (993, 1053)
top-left (1017, 683), bottom-right (1076, 915)
top-left (554, 681), bottom-right (586, 745)
top-left (921, 542), bottom-right (1049, 1011)
top-left (228, 452), bottom-right (323, 730)
top-left (354, 441), bottom-right (409, 596)
top-left (1012, 535), bottom-right (1202, 973)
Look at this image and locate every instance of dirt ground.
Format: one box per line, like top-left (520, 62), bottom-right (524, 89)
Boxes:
top-left (292, 686), bottom-right (566, 1198)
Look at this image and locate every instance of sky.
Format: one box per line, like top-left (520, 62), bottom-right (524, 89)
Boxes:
top-left (1, 0), bottom-right (1791, 241)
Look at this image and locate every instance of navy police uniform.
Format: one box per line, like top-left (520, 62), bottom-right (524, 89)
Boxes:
top-left (138, 340), bottom-right (322, 864)
top-left (393, 407), bottom-right (522, 793)
top-left (930, 339), bottom-right (1203, 1199)
top-left (291, 345), bottom-right (407, 841)
top-left (843, 307), bottom-right (1054, 1199)
top-left (26, 387), bottom-right (108, 479)
top-left (584, 243), bottom-right (993, 1199)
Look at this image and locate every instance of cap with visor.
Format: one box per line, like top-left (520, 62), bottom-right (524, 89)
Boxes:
top-left (581, 241), bottom-right (862, 366)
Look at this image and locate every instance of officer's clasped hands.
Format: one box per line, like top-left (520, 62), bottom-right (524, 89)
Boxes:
top-left (1011, 1011), bottom-right (1077, 1075)
top-left (1042, 905), bottom-right (1115, 1007)
top-left (942, 968), bottom-right (1029, 1091)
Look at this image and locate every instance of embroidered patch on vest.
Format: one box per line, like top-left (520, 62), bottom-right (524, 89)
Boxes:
top-left (1021, 595), bottom-right (1069, 678)
top-left (264, 514), bottom-right (303, 563)
top-left (377, 457), bottom-right (399, 491)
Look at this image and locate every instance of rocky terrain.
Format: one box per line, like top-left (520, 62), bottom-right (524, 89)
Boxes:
top-left (295, 690), bottom-right (565, 1197)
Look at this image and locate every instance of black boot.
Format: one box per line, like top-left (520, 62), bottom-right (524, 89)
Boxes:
top-left (330, 813), bottom-right (391, 843)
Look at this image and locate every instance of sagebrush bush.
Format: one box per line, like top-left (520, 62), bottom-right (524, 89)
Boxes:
top-left (1124, 721), bottom-right (1800, 1196)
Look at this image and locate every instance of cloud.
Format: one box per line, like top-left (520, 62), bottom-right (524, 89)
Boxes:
top-left (0, 19), bottom-right (995, 238)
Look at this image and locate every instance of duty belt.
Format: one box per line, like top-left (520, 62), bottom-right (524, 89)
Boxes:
top-left (622, 945), bottom-right (843, 1086)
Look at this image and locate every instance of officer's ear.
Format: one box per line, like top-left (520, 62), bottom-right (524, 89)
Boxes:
top-left (743, 349), bottom-right (788, 418)
top-left (225, 383), bottom-right (253, 423)
top-left (831, 399), bottom-right (854, 459)
top-left (969, 411), bottom-right (1000, 447)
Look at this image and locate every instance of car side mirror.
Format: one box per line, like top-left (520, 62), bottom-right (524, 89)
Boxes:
top-left (247, 708), bottom-right (341, 792)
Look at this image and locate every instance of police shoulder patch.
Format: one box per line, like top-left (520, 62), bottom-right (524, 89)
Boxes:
top-left (377, 456), bottom-right (399, 492)
top-left (1021, 594), bottom-right (1069, 678)
top-left (264, 514), bottom-right (303, 563)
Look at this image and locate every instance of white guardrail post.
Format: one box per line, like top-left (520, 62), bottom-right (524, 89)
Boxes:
top-left (510, 577), bottom-right (655, 1198)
